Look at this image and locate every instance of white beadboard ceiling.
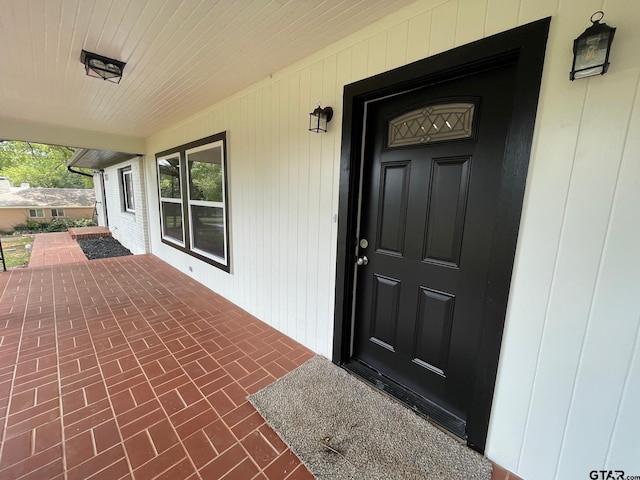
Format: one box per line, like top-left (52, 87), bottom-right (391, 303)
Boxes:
top-left (0, 0), bottom-right (416, 141)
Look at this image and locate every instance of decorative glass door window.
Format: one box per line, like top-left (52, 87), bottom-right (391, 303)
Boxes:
top-left (387, 102), bottom-right (476, 147)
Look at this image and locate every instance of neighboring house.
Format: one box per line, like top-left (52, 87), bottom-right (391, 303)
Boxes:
top-left (1, 1), bottom-right (639, 479)
top-left (0, 177), bottom-right (95, 232)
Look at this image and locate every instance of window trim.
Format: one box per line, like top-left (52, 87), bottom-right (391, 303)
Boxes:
top-left (155, 131), bottom-right (230, 272)
top-left (120, 166), bottom-right (135, 213)
top-left (50, 208), bottom-right (66, 217)
top-left (29, 209), bottom-right (44, 218)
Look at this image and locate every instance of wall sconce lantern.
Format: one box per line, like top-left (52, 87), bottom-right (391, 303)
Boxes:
top-left (570, 11), bottom-right (616, 81)
top-left (309, 103), bottom-right (334, 133)
top-left (80, 50), bottom-right (126, 84)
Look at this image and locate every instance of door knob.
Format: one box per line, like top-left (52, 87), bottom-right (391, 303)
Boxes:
top-left (356, 255), bottom-right (369, 266)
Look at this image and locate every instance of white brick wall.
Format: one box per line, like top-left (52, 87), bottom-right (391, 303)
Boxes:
top-left (102, 158), bottom-right (149, 254)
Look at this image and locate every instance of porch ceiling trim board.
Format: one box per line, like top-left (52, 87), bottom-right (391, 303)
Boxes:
top-left (0, 117), bottom-right (145, 154)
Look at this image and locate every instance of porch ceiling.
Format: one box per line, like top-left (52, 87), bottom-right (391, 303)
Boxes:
top-left (0, 0), bottom-right (416, 143)
top-left (67, 148), bottom-right (140, 170)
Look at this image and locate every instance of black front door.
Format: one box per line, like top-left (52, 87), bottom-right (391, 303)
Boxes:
top-left (351, 64), bottom-right (517, 438)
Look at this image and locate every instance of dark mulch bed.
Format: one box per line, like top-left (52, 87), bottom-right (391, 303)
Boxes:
top-left (77, 236), bottom-right (133, 260)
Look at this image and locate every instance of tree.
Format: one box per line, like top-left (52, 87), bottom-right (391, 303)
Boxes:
top-left (0, 141), bottom-right (93, 188)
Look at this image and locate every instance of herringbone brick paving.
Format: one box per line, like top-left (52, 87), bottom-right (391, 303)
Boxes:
top-left (0, 254), bottom-right (314, 480)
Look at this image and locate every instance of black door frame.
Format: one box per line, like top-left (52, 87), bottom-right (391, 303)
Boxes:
top-left (332, 17), bottom-right (550, 453)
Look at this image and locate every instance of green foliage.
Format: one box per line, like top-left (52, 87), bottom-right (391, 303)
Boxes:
top-left (158, 158), bottom-right (224, 202)
top-left (189, 161), bottom-right (223, 202)
top-left (158, 158), bottom-right (181, 198)
top-left (0, 141), bottom-right (93, 188)
top-left (11, 218), bottom-right (97, 234)
top-left (45, 217), bottom-right (97, 232)
top-left (0, 236), bottom-right (34, 269)
top-left (11, 220), bottom-right (44, 232)
top-left (10, 221), bottom-right (45, 234)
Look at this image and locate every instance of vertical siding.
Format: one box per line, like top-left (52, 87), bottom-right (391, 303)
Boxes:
top-left (386, 22), bottom-right (409, 70)
top-left (406, 11), bottom-right (432, 63)
top-left (555, 78), bottom-right (640, 478)
top-left (455, 0), bottom-right (487, 45)
top-left (144, 0), bottom-right (640, 478)
top-left (429, 1), bottom-right (458, 55)
top-left (484, 0), bottom-right (519, 36)
top-left (519, 71), bottom-right (637, 479)
top-left (487, 0), bottom-right (640, 478)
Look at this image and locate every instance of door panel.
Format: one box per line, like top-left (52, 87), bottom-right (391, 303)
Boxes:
top-left (424, 157), bottom-right (470, 266)
top-left (413, 287), bottom-right (455, 375)
top-left (352, 64), bottom-right (517, 434)
top-left (370, 274), bottom-right (402, 351)
top-left (377, 162), bottom-right (410, 255)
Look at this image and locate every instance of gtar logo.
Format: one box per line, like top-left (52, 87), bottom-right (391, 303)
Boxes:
top-left (589, 471), bottom-right (625, 480)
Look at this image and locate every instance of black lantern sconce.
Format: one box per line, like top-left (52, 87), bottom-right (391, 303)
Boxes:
top-left (80, 50), bottom-right (126, 84)
top-left (570, 11), bottom-right (616, 81)
top-left (309, 103), bottom-right (334, 133)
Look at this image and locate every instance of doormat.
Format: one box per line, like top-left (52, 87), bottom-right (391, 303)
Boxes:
top-left (248, 356), bottom-right (492, 480)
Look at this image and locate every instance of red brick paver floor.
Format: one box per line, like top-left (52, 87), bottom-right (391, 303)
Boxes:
top-left (0, 255), bottom-right (315, 480)
top-left (28, 232), bottom-right (88, 268)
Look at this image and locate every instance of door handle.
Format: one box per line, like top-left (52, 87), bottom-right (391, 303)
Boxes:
top-left (356, 255), bottom-right (369, 266)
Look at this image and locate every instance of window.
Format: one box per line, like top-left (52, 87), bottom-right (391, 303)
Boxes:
top-left (158, 155), bottom-right (184, 245)
top-left (120, 167), bottom-right (135, 212)
top-left (388, 101), bottom-right (477, 147)
top-left (186, 142), bottom-right (226, 260)
top-left (51, 208), bottom-right (65, 217)
top-left (29, 209), bottom-right (44, 218)
top-left (156, 132), bottom-right (230, 271)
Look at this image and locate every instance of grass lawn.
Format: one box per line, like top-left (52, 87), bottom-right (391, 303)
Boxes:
top-left (1, 236), bottom-right (34, 269)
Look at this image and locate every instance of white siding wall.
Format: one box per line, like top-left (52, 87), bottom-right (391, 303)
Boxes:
top-left (144, 0), bottom-right (640, 478)
top-left (102, 158), bottom-right (149, 255)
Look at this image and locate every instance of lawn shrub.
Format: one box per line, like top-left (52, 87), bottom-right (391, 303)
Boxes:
top-left (12, 218), bottom-right (97, 234)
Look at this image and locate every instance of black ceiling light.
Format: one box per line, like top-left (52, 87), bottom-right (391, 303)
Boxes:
top-left (309, 103), bottom-right (334, 133)
top-left (570, 11), bottom-right (616, 81)
top-left (80, 50), bottom-right (126, 84)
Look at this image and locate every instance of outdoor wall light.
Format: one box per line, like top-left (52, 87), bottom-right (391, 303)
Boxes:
top-left (309, 103), bottom-right (334, 133)
top-left (570, 11), bottom-right (616, 81)
top-left (80, 50), bottom-right (126, 84)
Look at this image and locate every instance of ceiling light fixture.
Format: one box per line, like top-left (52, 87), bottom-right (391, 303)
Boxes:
top-left (80, 50), bottom-right (126, 84)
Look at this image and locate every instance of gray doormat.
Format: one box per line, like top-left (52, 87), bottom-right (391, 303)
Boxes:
top-left (248, 356), bottom-right (492, 480)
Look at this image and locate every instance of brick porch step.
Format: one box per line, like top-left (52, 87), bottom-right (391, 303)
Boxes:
top-left (68, 226), bottom-right (112, 239)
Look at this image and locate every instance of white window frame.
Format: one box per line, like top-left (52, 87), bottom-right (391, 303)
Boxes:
top-left (51, 208), bottom-right (65, 217)
top-left (186, 140), bottom-right (228, 265)
top-left (157, 155), bottom-right (185, 247)
top-left (120, 167), bottom-right (135, 213)
top-left (29, 209), bottom-right (44, 218)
